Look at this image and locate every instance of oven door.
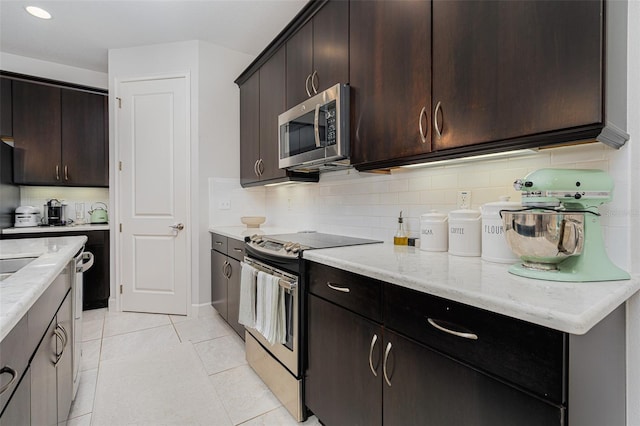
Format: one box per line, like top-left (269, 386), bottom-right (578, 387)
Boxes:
top-left (243, 257), bottom-right (299, 377)
top-left (278, 83), bottom-right (349, 170)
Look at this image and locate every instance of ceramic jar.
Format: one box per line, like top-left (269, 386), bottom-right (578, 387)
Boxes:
top-left (448, 209), bottom-right (482, 257)
top-left (419, 210), bottom-right (448, 252)
top-left (481, 196), bottom-right (521, 263)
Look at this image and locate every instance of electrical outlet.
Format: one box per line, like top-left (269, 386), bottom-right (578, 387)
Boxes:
top-left (457, 191), bottom-right (471, 209)
top-left (218, 200), bottom-right (231, 210)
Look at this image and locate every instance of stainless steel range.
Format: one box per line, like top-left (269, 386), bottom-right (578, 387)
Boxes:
top-left (243, 232), bottom-right (381, 422)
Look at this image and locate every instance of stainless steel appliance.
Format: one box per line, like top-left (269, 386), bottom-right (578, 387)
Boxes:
top-left (244, 232), bottom-right (381, 421)
top-left (278, 83), bottom-right (350, 172)
top-left (43, 199), bottom-right (67, 226)
top-left (72, 248), bottom-right (94, 399)
top-left (501, 168), bottom-right (630, 282)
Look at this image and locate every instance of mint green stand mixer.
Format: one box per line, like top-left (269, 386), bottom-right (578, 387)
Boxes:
top-left (501, 168), bottom-right (630, 282)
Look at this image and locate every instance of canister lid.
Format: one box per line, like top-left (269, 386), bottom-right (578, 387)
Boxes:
top-left (448, 209), bottom-right (481, 220)
top-left (420, 210), bottom-right (447, 221)
top-left (16, 205), bottom-right (39, 214)
top-left (481, 196), bottom-right (521, 216)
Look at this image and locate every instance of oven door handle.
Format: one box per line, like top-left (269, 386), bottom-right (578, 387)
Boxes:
top-left (314, 103), bottom-right (321, 148)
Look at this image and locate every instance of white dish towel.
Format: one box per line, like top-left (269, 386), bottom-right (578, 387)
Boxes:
top-left (255, 271), bottom-right (287, 345)
top-left (238, 262), bottom-right (258, 328)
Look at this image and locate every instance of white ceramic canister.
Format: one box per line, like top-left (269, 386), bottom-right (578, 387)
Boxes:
top-left (481, 196), bottom-right (521, 263)
top-left (448, 209), bottom-right (482, 257)
top-left (419, 210), bottom-right (448, 252)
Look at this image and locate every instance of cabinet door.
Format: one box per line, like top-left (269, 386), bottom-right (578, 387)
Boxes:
top-left (211, 250), bottom-right (228, 320)
top-left (12, 80), bottom-right (62, 185)
top-left (61, 89), bottom-right (108, 186)
top-left (240, 71), bottom-right (261, 187)
top-left (0, 78), bottom-right (12, 138)
top-left (226, 257), bottom-right (244, 338)
top-left (30, 319), bottom-right (58, 426)
top-left (286, 20), bottom-right (313, 108)
top-left (350, 0), bottom-right (431, 168)
top-left (312, 0), bottom-right (349, 94)
top-left (0, 367), bottom-right (30, 425)
top-left (56, 293), bottom-right (73, 424)
top-left (432, 0), bottom-right (602, 151)
top-left (259, 47), bottom-right (287, 182)
top-left (84, 231), bottom-right (110, 310)
top-left (383, 330), bottom-right (564, 426)
top-left (306, 294), bottom-right (382, 426)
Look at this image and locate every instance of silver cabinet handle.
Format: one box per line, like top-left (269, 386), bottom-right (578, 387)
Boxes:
top-left (64, 165), bottom-right (69, 181)
top-left (221, 261), bottom-right (228, 277)
top-left (77, 252), bottom-right (95, 273)
top-left (215, 241), bottom-right (223, 246)
top-left (313, 103), bottom-right (321, 148)
top-left (233, 248), bottom-right (243, 253)
top-left (427, 318), bottom-right (478, 340)
top-left (383, 342), bottom-right (392, 387)
top-left (53, 328), bottom-right (65, 364)
top-left (169, 223), bottom-right (185, 231)
top-left (257, 158), bottom-right (264, 176)
top-left (305, 74), bottom-right (312, 97)
top-left (56, 165), bottom-right (60, 180)
top-left (368, 334), bottom-right (378, 377)
top-left (225, 262), bottom-right (232, 279)
top-left (253, 159), bottom-right (260, 178)
top-left (327, 282), bottom-right (350, 293)
top-left (59, 324), bottom-right (69, 348)
top-left (418, 106), bottom-right (427, 144)
top-left (311, 70), bottom-right (318, 94)
top-left (0, 366), bottom-right (18, 395)
top-left (434, 101), bottom-right (442, 138)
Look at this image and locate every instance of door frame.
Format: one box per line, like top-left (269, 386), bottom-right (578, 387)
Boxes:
top-left (112, 72), bottom-right (192, 315)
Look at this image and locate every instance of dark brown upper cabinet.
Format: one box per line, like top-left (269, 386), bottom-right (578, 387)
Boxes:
top-left (286, 0), bottom-right (349, 109)
top-left (431, 0), bottom-right (603, 153)
top-left (240, 48), bottom-right (288, 186)
top-left (349, 0), bottom-right (431, 169)
top-left (1, 78), bottom-right (12, 138)
top-left (12, 78), bottom-right (108, 187)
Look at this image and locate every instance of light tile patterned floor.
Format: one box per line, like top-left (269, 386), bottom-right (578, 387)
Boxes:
top-left (68, 306), bottom-right (320, 425)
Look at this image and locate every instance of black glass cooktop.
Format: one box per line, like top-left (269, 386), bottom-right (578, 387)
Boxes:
top-left (264, 232), bottom-right (382, 250)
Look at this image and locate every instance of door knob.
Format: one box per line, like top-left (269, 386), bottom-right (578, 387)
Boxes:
top-left (169, 223), bottom-right (185, 231)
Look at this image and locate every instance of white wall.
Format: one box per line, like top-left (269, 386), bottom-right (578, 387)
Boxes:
top-left (626, 1), bottom-right (640, 424)
top-left (0, 52), bottom-right (108, 89)
top-left (109, 40), bottom-right (253, 309)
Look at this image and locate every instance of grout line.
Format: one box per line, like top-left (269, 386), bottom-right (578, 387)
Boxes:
top-left (234, 405), bottom-right (284, 425)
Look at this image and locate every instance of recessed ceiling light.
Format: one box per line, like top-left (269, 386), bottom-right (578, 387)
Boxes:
top-left (25, 6), bottom-right (52, 20)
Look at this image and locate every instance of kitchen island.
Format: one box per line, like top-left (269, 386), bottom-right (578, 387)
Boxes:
top-left (0, 236), bottom-right (86, 341)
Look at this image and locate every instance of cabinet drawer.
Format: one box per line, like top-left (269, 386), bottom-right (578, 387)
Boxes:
top-left (0, 316), bottom-right (29, 412)
top-left (384, 283), bottom-right (566, 405)
top-left (28, 266), bottom-right (72, 355)
top-left (308, 262), bottom-right (382, 322)
top-left (227, 238), bottom-right (245, 262)
top-left (211, 233), bottom-right (227, 254)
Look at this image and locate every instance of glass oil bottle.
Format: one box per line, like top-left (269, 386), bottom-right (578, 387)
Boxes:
top-left (394, 211), bottom-right (408, 245)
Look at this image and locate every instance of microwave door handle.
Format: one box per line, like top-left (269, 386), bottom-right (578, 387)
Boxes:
top-left (314, 103), bottom-right (321, 148)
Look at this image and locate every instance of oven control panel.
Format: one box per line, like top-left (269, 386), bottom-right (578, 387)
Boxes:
top-left (247, 234), bottom-right (309, 259)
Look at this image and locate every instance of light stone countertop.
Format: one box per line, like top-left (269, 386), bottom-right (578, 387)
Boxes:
top-left (209, 226), bottom-right (299, 241)
top-left (2, 224), bottom-right (109, 234)
top-left (0, 236), bottom-right (87, 341)
top-left (303, 243), bottom-right (640, 335)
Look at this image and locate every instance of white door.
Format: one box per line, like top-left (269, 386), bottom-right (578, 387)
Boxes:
top-left (117, 76), bottom-right (189, 315)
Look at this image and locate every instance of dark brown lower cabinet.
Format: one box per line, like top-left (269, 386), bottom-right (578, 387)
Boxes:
top-left (383, 329), bottom-right (562, 426)
top-left (306, 294), bottom-right (382, 426)
top-left (210, 233), bottom-right (245, 338)
top-left (306, 276), bottom-right (564, 425)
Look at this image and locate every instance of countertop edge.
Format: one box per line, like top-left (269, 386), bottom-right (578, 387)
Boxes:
top-left (303, 248), bottom-right (640, 335)
top-left (0, 236), bottom-right (87, 341)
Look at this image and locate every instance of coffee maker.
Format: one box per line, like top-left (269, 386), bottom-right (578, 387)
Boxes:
top-left (43, 199), bottom-right (67, 226)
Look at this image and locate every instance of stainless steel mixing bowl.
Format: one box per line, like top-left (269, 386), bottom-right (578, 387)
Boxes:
top-left (501, 211), bottom-right (585, 270)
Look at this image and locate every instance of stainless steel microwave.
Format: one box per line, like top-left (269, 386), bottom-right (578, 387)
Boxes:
top-left (278, 83), bottom-right (350, 172)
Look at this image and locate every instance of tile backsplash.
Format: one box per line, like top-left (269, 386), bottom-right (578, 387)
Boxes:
top-left (209, 143), bottom-right (632, 270)
top-left (19, 186), bottom-right (109, 225)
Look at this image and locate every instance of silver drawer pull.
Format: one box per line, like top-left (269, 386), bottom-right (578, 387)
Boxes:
top-left (0, 366), bottom-right (17, 395)
top-left (368, 334), bottom-right (378, 377)
top-left (215, 241), bottom-right (223, 245)
top-left (427, 318), bottom-right (478, 340)
top-left (233, 248), bottom-right (243, 252)
top-left (383, 342), bottom-right (392, 387)
top-left (327, 282), bottom-right (350, 293)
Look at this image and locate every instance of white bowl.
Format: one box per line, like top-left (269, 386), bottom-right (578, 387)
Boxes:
top-left (241, 216), bottom-right (266, 228)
